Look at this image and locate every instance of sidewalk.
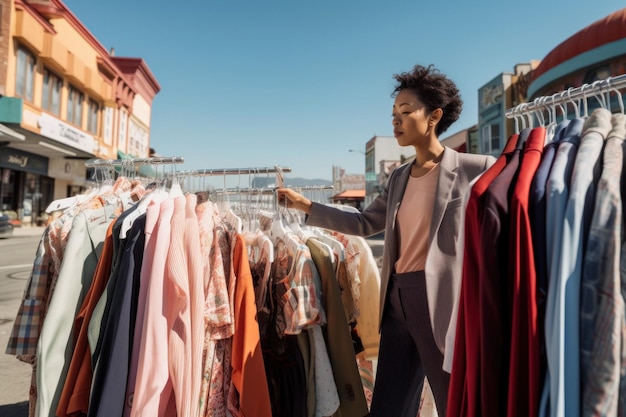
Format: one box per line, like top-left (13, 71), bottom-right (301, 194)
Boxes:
top-left (11, 225), bottom-right (46, 238)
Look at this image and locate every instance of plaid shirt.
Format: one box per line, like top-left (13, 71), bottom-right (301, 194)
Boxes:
top-left (5, 193), bottom-right (114, 361)
top-left (5, 229), bottom-right (54, 361)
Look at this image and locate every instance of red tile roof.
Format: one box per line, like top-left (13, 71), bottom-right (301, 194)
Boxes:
top-left (332, 189), bottom-right (366, 199)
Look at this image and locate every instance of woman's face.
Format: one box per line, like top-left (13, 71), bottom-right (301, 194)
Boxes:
top-left (391, 89), bottom-right (432, 147)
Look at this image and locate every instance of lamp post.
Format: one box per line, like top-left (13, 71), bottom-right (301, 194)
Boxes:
top-left (348, 149), bottom-right (365, 155)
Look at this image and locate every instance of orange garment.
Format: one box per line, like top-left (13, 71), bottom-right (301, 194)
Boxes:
top-left (56, 219), bottom-right (116, 417)
top-left (230, 234), bottom-right (272, 417)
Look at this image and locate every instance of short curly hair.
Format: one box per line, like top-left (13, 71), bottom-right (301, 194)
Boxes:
top-left (392, 64), bottom-right (463, 137)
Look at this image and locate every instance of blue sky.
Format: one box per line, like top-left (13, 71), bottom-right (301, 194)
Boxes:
top-left (64, 0), bottom-right (624, 182)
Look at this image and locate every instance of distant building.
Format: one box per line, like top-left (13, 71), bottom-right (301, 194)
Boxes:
top-left (440, 126), bottom-right (477, 153)
top-left (362, 135), bottom-right (415, 206)
top-left (0, 0), bottom-right (159, 224)
top-left (332, 165), bottom-right (365, 192)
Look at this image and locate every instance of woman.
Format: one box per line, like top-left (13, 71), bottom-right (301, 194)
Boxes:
top-left (278, 64), bottom-right (495, 416)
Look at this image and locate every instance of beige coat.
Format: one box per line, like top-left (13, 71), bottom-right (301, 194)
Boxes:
top-left (306, 146), bottom-right (494, 354)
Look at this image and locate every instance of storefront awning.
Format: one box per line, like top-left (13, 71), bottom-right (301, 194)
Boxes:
top-left (3, 125), bottom-right (95, 159)
top-left (0, 123), bottom-right (25, 141)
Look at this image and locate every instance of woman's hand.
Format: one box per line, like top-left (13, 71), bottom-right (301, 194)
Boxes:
top-left (276, 188), bottom-right (313, 214)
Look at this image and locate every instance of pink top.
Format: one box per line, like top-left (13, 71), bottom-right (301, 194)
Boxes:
top-left (124, 199), bottom-right (161, 417)
top-left (164, 195), bottom-right (192, 417)
top-left (130, 198), bottom-right (176, 417)
top-left (395, 164), bottom-right (440, 273)
top-left (184, 193), bottom-right (204, 417)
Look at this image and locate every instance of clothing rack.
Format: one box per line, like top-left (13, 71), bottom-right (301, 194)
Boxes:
top-left (505, 73), bottom-right (626, 118)
top-left (173, 166), bottom-right (292, 195)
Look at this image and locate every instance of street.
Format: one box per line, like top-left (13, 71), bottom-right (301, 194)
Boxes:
top-left (0, 230), bottom-right (42, 417)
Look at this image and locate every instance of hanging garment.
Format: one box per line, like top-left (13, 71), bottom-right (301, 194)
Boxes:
top-left (528, 119), bottom-right (570, 393)
top-left (229, 233), bottom-right (272, 417)
top-left (123, 197), bottom-right (166, 417)
top-left (130, 198), bottom-right (176, 417)
top-left (539, 117), bottom-right (585, 417)
top-left (506, 127), bottom-right (545, 417)
top-left (88, 214), bottom-right (146, 417)
top-left (546, 108), bottom-right (612, 417)
top-left (580, 113), bottom-right (626, 416)
top-left (307, 238), bottom-right (369, 417)
top-left (447, 132), bottom-right (518, 417)
top-left (36, 202), bottom-right (118, 417)
top-left (476, 128), bottom-right (529, 417)
top-left (55, 219), bottom-right (116, 417)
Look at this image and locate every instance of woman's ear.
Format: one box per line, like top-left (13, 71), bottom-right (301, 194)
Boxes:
top-left (430, 108), bottom-right (443, 126)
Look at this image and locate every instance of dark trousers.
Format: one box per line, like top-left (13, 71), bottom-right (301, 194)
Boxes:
top-left (370, 271), bottom-right (450, 417)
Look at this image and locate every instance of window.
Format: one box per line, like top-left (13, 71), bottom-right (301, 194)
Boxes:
top-left (490, 124), bottom-right (501, 153)
top-left (42, 68), bottom-right (62, 116)
top-left (87, 99), bottom-right (99, 134)
top-left (103, 107), bottom-right (114, 145)
top-left (481, 123), bottom-right (501, 154)
top-left (16, 46), bottom-right (35, 102)
top-left (67, 85), bottom-right (83, 126)
top-left (118, 108), bottom-right (128, 150)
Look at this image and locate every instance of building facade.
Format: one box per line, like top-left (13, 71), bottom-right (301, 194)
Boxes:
top-left (526, 8), bottom-right (626, 114)
top-left (0, 0), bottom-right (159, 225)
top-left (478, 8), bottom-right (626, 158)
top-left (477, 62), bottom-right (538, 157)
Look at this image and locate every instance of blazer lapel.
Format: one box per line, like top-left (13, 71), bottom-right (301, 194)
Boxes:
top-left (429, 147), bottom-right (458, 246)
top-left (391, 163), bottom-right (411, 231)
top-left (388, 163), bottom-right (412, 272)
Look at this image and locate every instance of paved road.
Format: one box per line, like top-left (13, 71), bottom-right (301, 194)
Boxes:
top-left (0, 227), bottom-right (44, 417)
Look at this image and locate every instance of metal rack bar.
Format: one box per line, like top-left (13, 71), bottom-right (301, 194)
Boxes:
top-left (211, 185), bottom-right (333, 195)
top-left (505, 73), bottom-right (626, 118)
top-left (85, 156), bottom-right (185, 167)
top-left (176, 166), bottom-right (291, 176)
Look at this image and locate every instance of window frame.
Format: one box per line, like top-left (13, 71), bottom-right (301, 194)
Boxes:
top-left (481, 123), bottom-right (501, 154)
top-left (87, 98), bottom-right (99, 134)
top-left (16, 46), bottom-right (36, 102)
top-left (42, 68), bottom-right (63, 116)
top-left (67, 84), bottom-right (84, 127)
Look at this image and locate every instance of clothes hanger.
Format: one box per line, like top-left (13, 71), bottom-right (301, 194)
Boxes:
top-left (544, 95), bottom-right (558, 143)
top-left (582, 83), bottom-right (590, 118)
top-left (513, 109), bottom-right (520, 134)
top-left (267, 192), bottom-right (302, 259)
top-left (119, 159), bottom-right (168, 238)
top-left (524, 103), bottom-right (534, 130)
top-left (519, 104), bottom-right (528, 131)
top-left (566, 87), bottom-right (580, 119)
top-left (590, 80), bottom-right (608, 112)
top-left (556, 91), bottom-right (568, 122)
top-left (608, 77), bottom-right (625, 115)
top-left (218, 170), bottom-right (243, 233)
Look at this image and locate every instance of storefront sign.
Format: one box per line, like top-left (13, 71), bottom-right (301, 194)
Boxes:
top-left (0, 148), bottom-right (48, 175)
top-left (37, 113), bottom-right (95, 154)
top-left (48, 157), bottom-right (87, 182)
top-left (480, 84), bottom-right (504, 109)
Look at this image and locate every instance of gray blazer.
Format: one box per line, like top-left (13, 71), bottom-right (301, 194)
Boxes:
top-left (306, 146), bottom-right (495, 353)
